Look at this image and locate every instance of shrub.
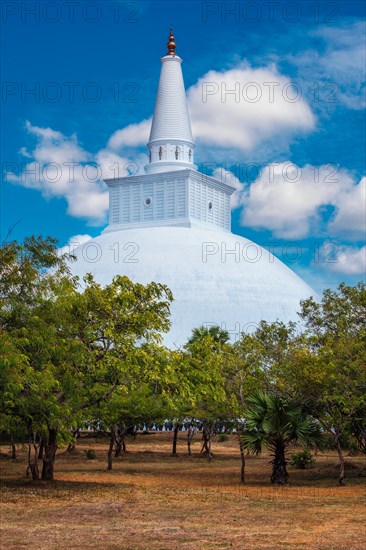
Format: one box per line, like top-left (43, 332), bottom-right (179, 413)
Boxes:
top-left (84, 449), bottom-right (96, 460)
top-left (218, 433), bottom-right (229, 443)
top-left (290, 450), bottom-right (315, 469)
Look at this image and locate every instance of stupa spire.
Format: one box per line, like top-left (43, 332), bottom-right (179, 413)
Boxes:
top-left (145, 28), bottom-right (196, 175)
top-left (167, 25), bottom-right (176, 56)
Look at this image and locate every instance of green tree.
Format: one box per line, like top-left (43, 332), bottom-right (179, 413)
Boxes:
top-left (98, 344), bottom-right (175, 469)
top-left (186, 325), bottom-right (230, 350)
top-left (0, 236), bottom-right (173, 480)
top-left (271, 283), bottom-right (366, 484)
top-left (228, 333), bottom-right (268, 482)
top-left (0, 236), bottom-right (77, 478)
top-left (184, 329), bottom-right (232, 460)
top-left (253, 320), bottom-right (298, 385)
top-left (0, 334), bottom-right (30, 461)
top-left (241, 391), bottom-right (324, 484)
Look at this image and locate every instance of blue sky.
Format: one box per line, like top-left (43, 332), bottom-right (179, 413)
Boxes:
top-left (1, 0), bottom-right (365, 294)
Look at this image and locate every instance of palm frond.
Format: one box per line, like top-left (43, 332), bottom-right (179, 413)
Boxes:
top-left (241, 428), bottom-right (266, 455)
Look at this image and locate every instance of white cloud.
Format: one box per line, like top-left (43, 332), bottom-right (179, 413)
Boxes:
top-left (11, 122), bottom-right (364, 240)
top-left (59, 234), bottom-right (92, 256)
top-left (10, 57), bottom-right (317, 227)
top-left (24, 120), bottom-right (91, 166)
top-left (106, 63), bottom-right (315, 158)
top-left (18, 146), bottom-right (32, 158)
top-left (287, 22), bottom-right (366, 110)
top-left (213, 167), bottom-right (244, 209)
top-left (25, 121), bottom-right (64, 140)
top-left (239, 162), bottom-right (364, 239)
top-left (328, 177), bottom-right (366, 237)
top-left (8, 120), bottom-right (151, 224)
top-left (108, 119), bottom-right (151, 150)
top-left (9, 48), bottom-right (362, 234)
top-left (188, 63), bottom-right (315, 152)
top-left (9, 120), bottom-right (152, 224)
top-left (96, 148), bottom-right (147, 180)
top-left (326, 245), bottom-right (366, 275)
top-left (11, 123), bottom-right (112, 224)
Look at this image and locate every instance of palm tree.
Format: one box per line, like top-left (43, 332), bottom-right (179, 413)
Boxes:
top-left (241, 391), bottom-right (324, 484)
top-left (186, 325), bottom-right (230, 349)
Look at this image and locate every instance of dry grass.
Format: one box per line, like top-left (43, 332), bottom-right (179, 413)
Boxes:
top-left (0, 432), bottom-right (365, 549)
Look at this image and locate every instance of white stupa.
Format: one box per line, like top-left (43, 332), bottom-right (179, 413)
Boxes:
top-left (71, 28), bottom-right (315, 347)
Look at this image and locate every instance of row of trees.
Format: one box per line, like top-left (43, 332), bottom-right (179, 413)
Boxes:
top-left (0, 236), bottom-right (365, 485)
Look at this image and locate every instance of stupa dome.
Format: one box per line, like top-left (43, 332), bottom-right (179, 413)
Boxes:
top-left (71, 226), bottom-right (314, 347)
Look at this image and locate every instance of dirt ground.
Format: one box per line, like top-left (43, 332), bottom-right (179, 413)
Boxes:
top-left (0, 432), bottom-right (365, 549)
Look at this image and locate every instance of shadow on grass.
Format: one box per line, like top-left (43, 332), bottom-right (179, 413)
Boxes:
top-left (0, 478), bottom-right (136, 497)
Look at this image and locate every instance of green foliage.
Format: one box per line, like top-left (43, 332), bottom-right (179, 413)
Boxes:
top-left (218, 433), bottom-right (229, 443)
top-left (285, 285), bottom-right (365, 457)
top-left (84, 449), bottom-right (96, 460)
top-left (241, 391), bottom-right (324, 483)
top-left (241, 392), bottom-right (325, 455)
top-left (290, 450), bottom-right (315, 469)
top-left (0, 236), bottom-right (173, 478)
top-left (186, 325), bottom-right (230, 351)
top-left (184, 333), bottom-right (233, 426)
top-left (1, 237), bottom-right (364, 485)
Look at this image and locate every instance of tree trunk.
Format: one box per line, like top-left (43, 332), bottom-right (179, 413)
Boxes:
top-left (28, 456), bottom-right (40, 480)
top-left (114, 439), bottom-right (122, 457)
top-left (107, 427), bottom-right (116, 470)
top-left (270, 439), bottom-right (288, 484)
top-left (172, 423), bottom-right (180, 455)
top-left (201, 428), bottom-right (213, 460)
top-left (207, 433), bottom-right (213, 461)
top-left (187, 425), bottom-right (194, 456)
top-left (237, 434), bottom-right (246, 484)
top-left (38, 437), bottom-right (45, 460)
top-left (67, 428), bottom-right (80, 453)
top-left (41, 428), bottom-right (58, 481)
top-left (335, 435), bottom-right (345, 485)
top-left (115, 429), bottom-right (126, 457)
top-left (11, 443), bottom-right (17, 460)
top-left (27, 441), bottom-right (40, 480)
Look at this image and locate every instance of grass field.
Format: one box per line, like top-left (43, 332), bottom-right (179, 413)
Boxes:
top-left (1, 432), bottom-right (365, 549)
